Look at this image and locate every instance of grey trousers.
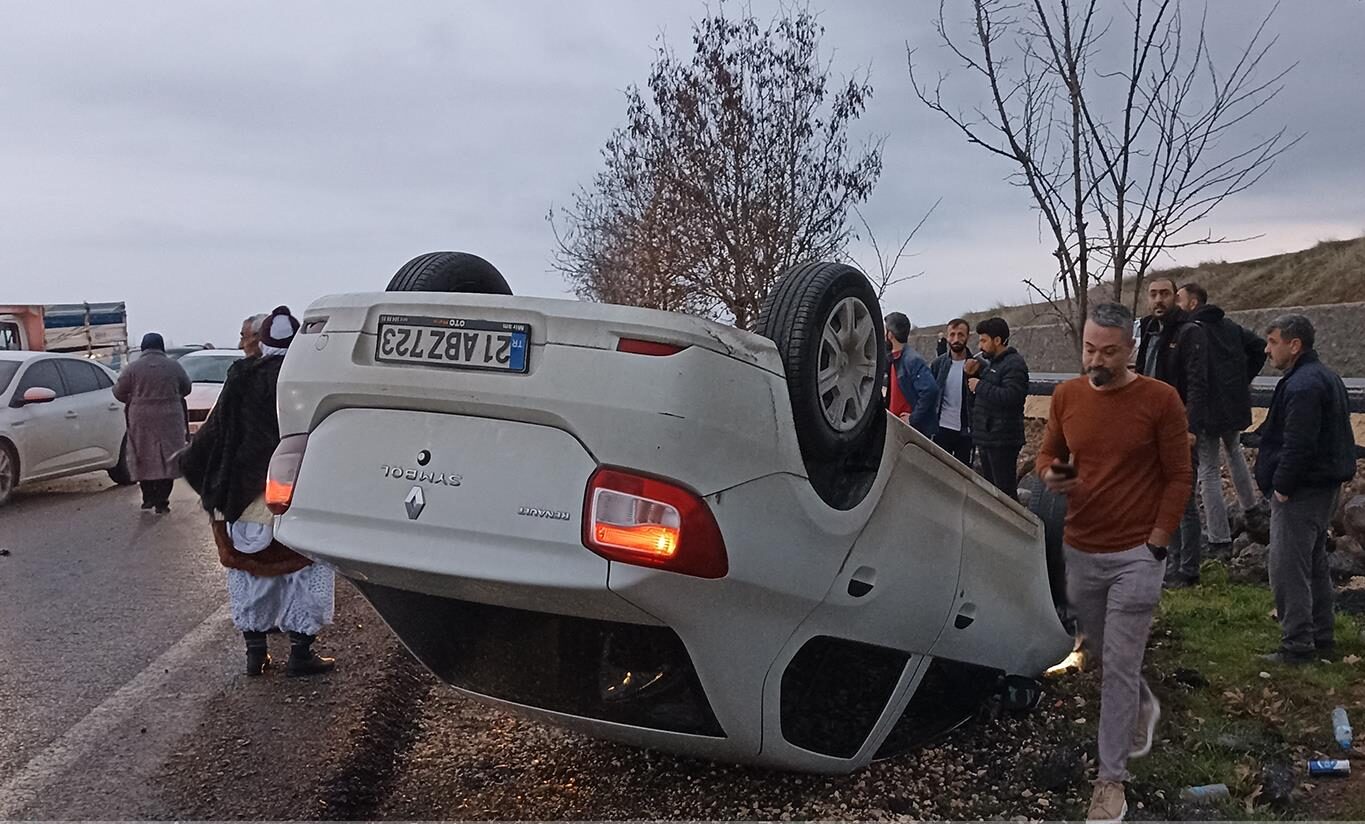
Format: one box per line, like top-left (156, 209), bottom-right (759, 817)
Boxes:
top-left (1197, 430), bottom-right (1258, 544)
top-left (1066, 543), bottom-right (1165, 782)
top-left (1269, 486), bottom-right (1338, 654)
top-left (1173, 445), bottom-right (1202, 580)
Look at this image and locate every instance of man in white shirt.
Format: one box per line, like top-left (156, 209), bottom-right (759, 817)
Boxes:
top-left (929, 318), bottom-right (975, 465)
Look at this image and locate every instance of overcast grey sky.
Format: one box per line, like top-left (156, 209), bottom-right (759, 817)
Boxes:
top-left (3, 1), bottom-right (1362, 345)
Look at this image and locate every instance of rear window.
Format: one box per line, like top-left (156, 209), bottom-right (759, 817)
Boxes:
top-left (57, 360), bottom-right (107, 395)
top-left (0, 361), bottom-right (18, 394)
top-left (181, 355), bottom-right (240, 383)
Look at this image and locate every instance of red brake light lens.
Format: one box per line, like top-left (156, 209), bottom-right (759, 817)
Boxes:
top-left (265, 434), bottom-right (309, 515)
top-left (583, 468), bottom-right (728, 579)
top-left (616, 338), bottom-right (688, 356)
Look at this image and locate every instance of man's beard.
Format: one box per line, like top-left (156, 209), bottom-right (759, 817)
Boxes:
top-left (1088, 366), bottom-right (1115, 386)
top-left (949, 342), bottom-right (966, 354)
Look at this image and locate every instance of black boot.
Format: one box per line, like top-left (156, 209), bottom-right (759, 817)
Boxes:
top-left (286, 631), bottom-right (335, 677)
top-left (244, 631), bottom-right (270, 676)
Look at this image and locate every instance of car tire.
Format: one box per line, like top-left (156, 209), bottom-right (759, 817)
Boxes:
top-left (386, 251), bottom-right (512, 294)
top-left (1019, 472), bottom-right (1068, 615)
top-left (0, 439), bottom-right (18, 507)
top-left (755, 261), bottom-right (887, 463)
top-left (107, 436), bottom-right (134, 486)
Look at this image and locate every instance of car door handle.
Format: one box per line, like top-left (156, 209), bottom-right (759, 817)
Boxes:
top-left (65, 411), bottom-right (79, 419)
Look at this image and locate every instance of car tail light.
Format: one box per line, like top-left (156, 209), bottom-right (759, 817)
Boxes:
top-left (616, 337), bottom-right (688, 356)
top-left (584, 468), bottom-right (727, 579)
top-left (265, 434), bottom-right (309, 515)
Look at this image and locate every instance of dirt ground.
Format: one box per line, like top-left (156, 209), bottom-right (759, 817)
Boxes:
top-left (148, 584), bottom-right (1111, 821)
top-left (145, 581), bottom-right (1361, 821)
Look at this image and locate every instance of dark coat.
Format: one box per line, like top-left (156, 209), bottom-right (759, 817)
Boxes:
top-left (1136, 308), bottom-right (1209, 433)
top-left (1254, 350), bottom-right (1356, 496)
top-left (930, 351), bottom-right (974, 435)
top-left (179, 355), bottom-right (283, 522)
top-left (970, 347), bottom-right (1029, 449)
top-left (892, 347), bottom-right (940, 437)
top-left (112, 351), bottom-right (191, 481)
top-left (1189, 303), bottom-right (1266, 433)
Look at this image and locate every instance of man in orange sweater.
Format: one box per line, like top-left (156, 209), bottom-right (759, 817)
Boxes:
top-left (1037, 302), bottom-right (1193, 823)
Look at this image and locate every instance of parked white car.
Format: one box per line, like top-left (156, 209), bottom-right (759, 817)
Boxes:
top-left (0, 351), bottom-right (130, 506)
top-left (179, 349), bottom-right (245, 433)
top-left (270, 252), bottom-right (1073, 774)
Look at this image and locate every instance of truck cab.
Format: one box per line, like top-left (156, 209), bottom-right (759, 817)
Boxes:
top-left (0, 306), bottom-right (46, 351)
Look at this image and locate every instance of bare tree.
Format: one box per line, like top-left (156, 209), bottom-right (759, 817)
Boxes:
top-left (851, 198), bottom-right (941, 299)
top-left (552, 4), bottom-right (884, 329)
top-left (910, 0), bottom-right (1297, 344)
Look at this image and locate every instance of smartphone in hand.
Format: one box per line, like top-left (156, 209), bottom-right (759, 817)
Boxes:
top-left (1049, 460), bottom-right (1078, 479)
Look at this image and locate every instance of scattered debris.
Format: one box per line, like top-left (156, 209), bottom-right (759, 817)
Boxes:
top-left (1180, 783), bottom-right (1230, 803)
top-left (1172, 667), bottom-right (1208, 688)
top-left (1332, 706), bottom-right (1353, 751)
top-left (1259, 761), bottom-right (1297, 809)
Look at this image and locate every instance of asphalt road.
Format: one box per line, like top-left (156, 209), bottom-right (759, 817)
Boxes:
top-left (0, 473), bottom-right (239, 819)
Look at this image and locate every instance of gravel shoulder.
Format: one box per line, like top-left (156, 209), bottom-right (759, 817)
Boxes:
top-left (148, 578), bottom-right (1360, 821)
top-left (150, 577), bottom-right (1101, 820)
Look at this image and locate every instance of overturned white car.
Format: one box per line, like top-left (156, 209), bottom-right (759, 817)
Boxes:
top-left (269, 252), bottom-right (1072, 774)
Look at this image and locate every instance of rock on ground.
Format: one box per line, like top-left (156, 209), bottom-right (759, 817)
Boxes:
top-left (1230, 542), bottom-right (1270, 584)
top-left (1329, 535), bottom-right (1365, 580)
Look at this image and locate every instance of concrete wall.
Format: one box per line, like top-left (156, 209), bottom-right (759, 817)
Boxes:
top-left (909, 301), bottom-right (1365, 377)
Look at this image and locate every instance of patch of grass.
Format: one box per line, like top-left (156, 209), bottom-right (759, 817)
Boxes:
top-left (1131, 562), bottom-right (1365, 819)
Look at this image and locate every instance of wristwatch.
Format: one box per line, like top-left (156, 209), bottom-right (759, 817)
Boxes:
top-left (1146, 542), bottom-right (1168, 561)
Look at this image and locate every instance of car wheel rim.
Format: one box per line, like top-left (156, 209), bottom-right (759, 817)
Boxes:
top-left (0, 450), bottom-right (12, 496)
top-left (817, 296), bottom-right (878, 432)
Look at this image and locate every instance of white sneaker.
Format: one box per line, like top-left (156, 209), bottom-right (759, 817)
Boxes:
top-left (1130, 690), bottom-right (1161, 759)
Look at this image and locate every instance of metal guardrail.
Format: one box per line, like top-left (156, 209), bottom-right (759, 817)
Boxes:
top-left (1027, 373), bottom-right (1365, 455)
top-left (1029, 373), bottom-right (1365, 413)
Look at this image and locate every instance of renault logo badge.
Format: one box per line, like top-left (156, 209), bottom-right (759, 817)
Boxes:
top-left (404, 486), bottom-right (426, 521)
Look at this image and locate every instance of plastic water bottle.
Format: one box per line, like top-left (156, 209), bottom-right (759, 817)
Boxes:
top-left (1180, 783), bottom-right (1230, 803)
top-left (1332, 706), bottom-right (1353, 751)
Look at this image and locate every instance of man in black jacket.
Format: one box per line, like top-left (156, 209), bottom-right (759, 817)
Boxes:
top-left (930, 318), bottom-right (974, 465)
top-left (1177, 283), bottom-right (1267, 552)
top-left (1255, 315), bottom-right (1355, 665)
top-left (1137, 276), bottom-right (1209, 586)
top-left (968, 317), bottom-right (1029, 499)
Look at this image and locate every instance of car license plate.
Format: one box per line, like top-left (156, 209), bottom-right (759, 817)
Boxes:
top-left (376, 315), bottom-right (530, 373)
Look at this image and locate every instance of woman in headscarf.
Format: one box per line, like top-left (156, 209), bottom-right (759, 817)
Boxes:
top-left (113, 332), bottom-right (192, 513)
top-left (180, 307), bottom-right (336, 677)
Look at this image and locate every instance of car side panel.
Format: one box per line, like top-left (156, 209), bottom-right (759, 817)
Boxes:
top-left (929, 482), bottom-right (1073, 675)
top-left (605, 460), bottom-right (893, 766)
top-left (63, 383), bottom-right (123, 471)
